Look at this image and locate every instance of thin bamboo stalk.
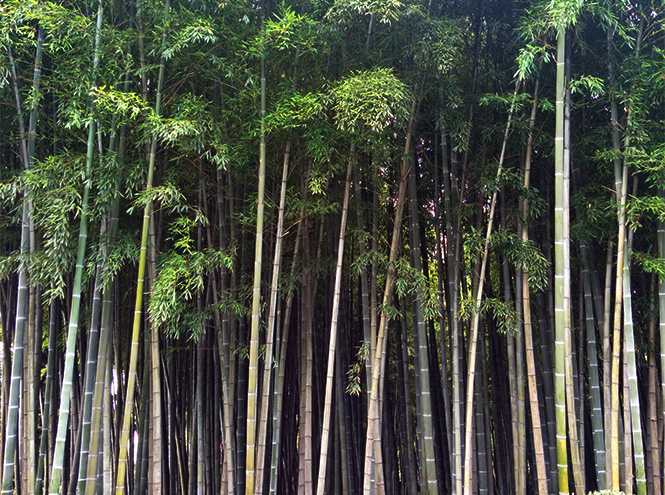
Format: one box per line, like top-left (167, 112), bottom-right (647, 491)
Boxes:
top-left (255, 140), bottom-right (292, 494)
top-left (316, 151), bottom-right (353, 495)
top-left (462, 79), bottom-right (520, 495)
top-left (115, 0), bottom-right (170, 490)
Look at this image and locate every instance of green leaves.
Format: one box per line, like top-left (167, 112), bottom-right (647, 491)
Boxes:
top-left (346, 341), bottom-right (370, 396)
top-left (266, 91), bottom-right (320, 131)
top-left (460, 296), bottom-right (518, 335)
top-left (547, 0), bottom-right (586, 29)
top-left (326, 0), bottom-right (405, 26)
top-left (149, 249), bottom-right (228, 340)
top-left (161, 18), bottom-right (217, 61)
top-left (91, 86), bottom-right (145, 122)
top-left (492, 228), bottom-right (551, 291)
top-left (570, 75), bottom-right (604, 97)
top-left (328, 67), bottom-right (409, 134)
top-left (515, 44), bottom-right (550, 80)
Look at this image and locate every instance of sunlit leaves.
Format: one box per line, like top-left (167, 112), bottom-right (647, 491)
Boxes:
top-left (264, 5), bottom-right (317, 53)
top-left (149, 248), bottom-right (231, 340)
top-left (25, 155), bottom-right (86, 299)
top-left (632, 251), bottom-right (665, 281)
top-left (515, 44), bottom-right (550, 80)
top-left (627, 196), bottom-right (665, 229)
top-left (92, 86), bottom-right (145, 122)
top-left (129, 182), bottom-right (184, 214)
top-left (326, 0), bottom-right (405, 25)
top-left (266, 91), bottom-right (320, 131)
top-left (328, 67), bottom-right (409, 134)
top-left (547, 0), bottom-right (585, 29)
top-left (569, 75), bottom-right (604, 97)
top-left (161, 18), bottom-right (218, 60)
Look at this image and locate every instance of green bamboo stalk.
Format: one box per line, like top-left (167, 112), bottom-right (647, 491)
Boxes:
top-left (255, 140), bottom-right (292, 494)
top-left (562, 41), bottom-right (584, 495)
top-left (76, 263), bottom-right (104, 492)
top-left (3, 19), bottom-right (44, 495)
top-left (553, 24), bottom-right (570, 495)
top-left (645, 275), bottom-right (660, 495)
top-left (622, 236), bottom-right (646, 495)
top-left (622, 346), bottom-right (632, 492)
top-left (115, 1), bottom-right (169, 491)
top-left (334, 354), bottom-right (350, 495)
top-left (516, 275), bottom-right (527, 495)
top-left (298, 227), bottom-right (314, 495)
top-left (477, 325), bottom-right (492, 495)
top-left (316, 151), bottom-right (353, 495)
top-left (147, 218), bottom-right (163, 494)
top-left (85, 121), bottom-right (125, 495)
top-left (269, 222), bottom-right (302, 494)
top-left (463, 79), bottom-right (520, 495)
top-left (355, 170), bottom-right (373, 408)
top-left (581, 243), bottom-right (607, 487)
top-left (48, 3), bottom-right (103, 492)
top-left (441, 129), bottom-right (462, 495)
top-left (408, 146), bottom-right (438, 495)
top-left (24, 26), bottom-right (45, 485)
top-left (434, 131), bottom-right (452, 476)
top-left (519, 73), bottom-right (548, 495)
top-left (211, 145), bottom-right (236, 494)
top-left (658, 212), bottom-right (665, 495)
top-left (396, 297), bottom-right (418, 495)
top-left (363, 108), bottom-right (414, 494)
top-left (34, 301), bottom-right (58, 495)
top-left (3, 46), bottom-right (29, 495)
top-left (1, 202), bottom-right (29, 495)
top-left (245, 2), bottom-right (267, 490)
top-left (602, 241), bottom-right (613, 484)
top-left (83, 276), bottom-right (112, 495)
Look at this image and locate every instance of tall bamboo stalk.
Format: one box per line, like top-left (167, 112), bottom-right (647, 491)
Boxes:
top-left (363, 107), bottom-right (415, 494)
top-left (621, 234), bottom-right (646, 495)
top-left (408, 147), bottom-right (438, 495)
top-left (659, 211), bottom-right (665, 495)
top-left (553, 24), bottom-right (570, 495)
top-left (581, 243), bottom-right (607, 488)
top-left (48, 4), bottom-right (103, 491)
top-left (462, 79), bottom-right (520, 495)
top-left (245, 2), bottom-right (268, 490)
top-left (1, 19), bottom-right (44, 495)
top-left (255, 139), bottom-right (292, 494)
top-left (115, 1), bottom-right (170, 491)
top-left (1, 202), bottom-right (29, 495)
top-left (316, 150), bottom-right (353, 495)
top-left (520, 75), bottom-right (548, 495)
top-left (562, 41), bottom-right (584, 495)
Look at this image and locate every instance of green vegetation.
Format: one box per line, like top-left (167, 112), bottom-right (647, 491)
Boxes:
top-left (0, 0), bottom-right (664, 494)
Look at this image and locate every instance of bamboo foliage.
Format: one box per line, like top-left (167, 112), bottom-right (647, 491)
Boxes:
top-left (0, 2), bottom-right (663, 495)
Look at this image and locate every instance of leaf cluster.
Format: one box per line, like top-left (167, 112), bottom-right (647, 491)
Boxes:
top-left (326, 67), bottom-right (410, 135)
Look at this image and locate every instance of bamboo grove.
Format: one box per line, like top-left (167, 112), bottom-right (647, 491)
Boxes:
top-left (0, 0), bottom-right (664, 494)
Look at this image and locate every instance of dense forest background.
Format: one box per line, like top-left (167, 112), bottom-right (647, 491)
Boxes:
top-left (1, 0), bottom-right (664, 494)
